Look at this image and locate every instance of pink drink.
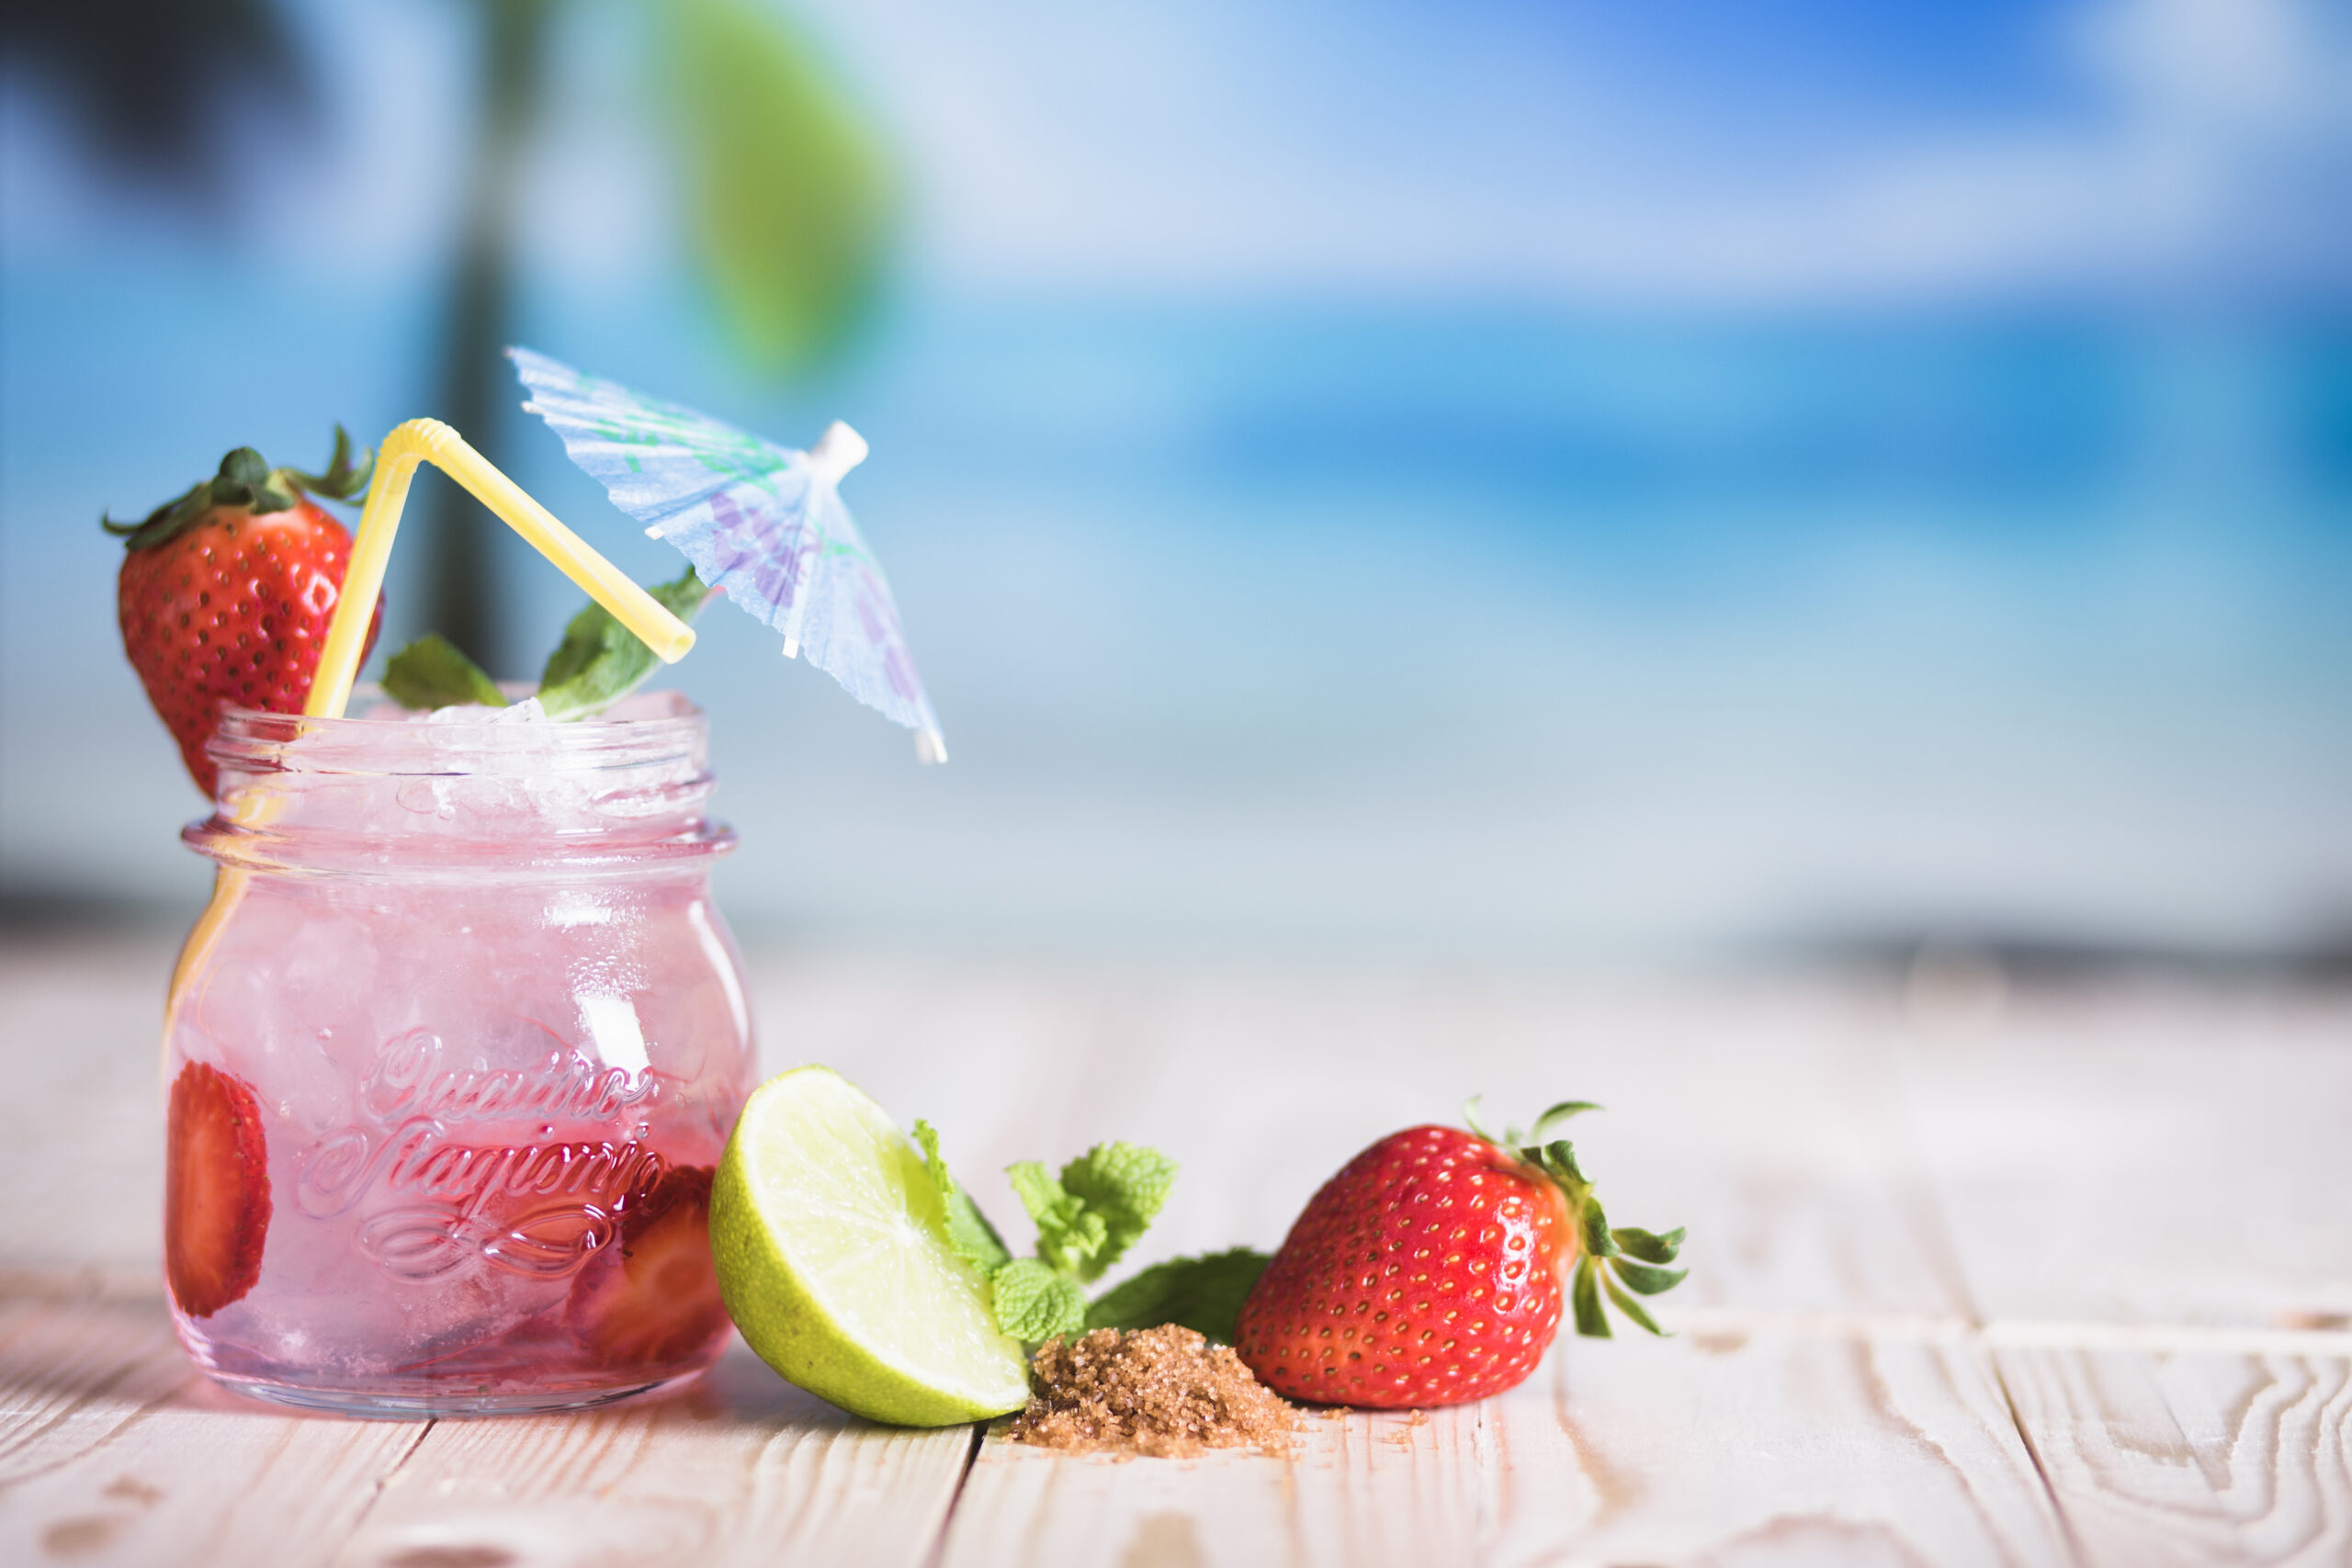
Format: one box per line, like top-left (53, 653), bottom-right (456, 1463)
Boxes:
top-left (165, 694), bottom-right (755, 1415)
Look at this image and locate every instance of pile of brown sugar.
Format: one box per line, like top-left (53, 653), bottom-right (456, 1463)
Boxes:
top-left (1004, 1326), bottom-right (1299, 1458)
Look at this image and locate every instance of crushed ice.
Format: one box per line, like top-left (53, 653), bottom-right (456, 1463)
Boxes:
top-left (418, 696), bottom-right (550, 724)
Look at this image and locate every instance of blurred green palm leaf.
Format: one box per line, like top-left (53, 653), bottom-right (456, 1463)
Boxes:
top-left (662, 0), bottom-right (892, 372)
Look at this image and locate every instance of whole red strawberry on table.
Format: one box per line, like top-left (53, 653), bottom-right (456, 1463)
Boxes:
top-left (1235, 1100), bottom-right (1685, 1407)
top-left (106, 429), bottom-right (382, 797)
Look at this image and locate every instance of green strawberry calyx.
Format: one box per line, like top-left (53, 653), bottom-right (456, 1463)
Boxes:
top-left (1463, 1096), bottom-right (1688, 1339)
top-left (103, 426), bottom-right (375, 554)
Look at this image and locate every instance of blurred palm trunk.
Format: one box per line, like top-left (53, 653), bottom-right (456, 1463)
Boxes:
top-left (424, 0), bottom-right (555, 675)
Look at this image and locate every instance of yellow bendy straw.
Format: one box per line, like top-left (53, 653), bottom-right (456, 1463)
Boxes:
top-left (309, 418), bottom-right (694, 719)
top-left (164, 419), bottom-right (696, 1026)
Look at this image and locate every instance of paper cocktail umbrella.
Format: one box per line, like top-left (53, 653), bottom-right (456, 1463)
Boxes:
top-left (511, 348), bottom-right (946, 762)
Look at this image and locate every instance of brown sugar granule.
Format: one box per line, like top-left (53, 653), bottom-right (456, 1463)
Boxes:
top-left (1005, 1326), bottom-right (1299, 1458)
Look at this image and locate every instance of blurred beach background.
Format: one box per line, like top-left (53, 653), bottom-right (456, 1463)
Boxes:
top-left (3, 0), bottom-right (2347, 972)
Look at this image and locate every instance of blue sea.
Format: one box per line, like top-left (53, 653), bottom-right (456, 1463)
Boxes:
top-left (4, 268), bottom-right (2347, 959)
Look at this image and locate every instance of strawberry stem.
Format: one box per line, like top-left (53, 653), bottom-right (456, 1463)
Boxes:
top-left (278, 423), bottom-right (373, 501)
top-left (1463, 1096), bottom-right (1689, 1338)
top-left (103, 427), bottom-right (375, 553)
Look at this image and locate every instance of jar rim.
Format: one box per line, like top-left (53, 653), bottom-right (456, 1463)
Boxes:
top-left (209, 687), bottom-right (707, 780)
top-left (187, 688), bottom-right (729, 874)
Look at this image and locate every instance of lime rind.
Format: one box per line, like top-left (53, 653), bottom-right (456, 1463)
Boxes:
top-left (712, 1066), bottom-right (1031, 1425)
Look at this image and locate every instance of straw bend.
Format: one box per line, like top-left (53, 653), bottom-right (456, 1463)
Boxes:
top-left (307, 417), bottom-right (697, 720)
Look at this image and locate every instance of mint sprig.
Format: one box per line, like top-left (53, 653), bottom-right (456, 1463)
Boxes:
top-left (379, 565), bottom-right (713, 719)
top-left (915, 1124), bottom-right (1264, 1348)
top-left (998, 1142), bottom-right (1175, 1339)
top-left (913, 1120), bottom-right (1011, 1272)
top-left (989, 1259), bottom-right (1089, 1342)
top-left (1007, 1142), bottom-right (1175, 1283)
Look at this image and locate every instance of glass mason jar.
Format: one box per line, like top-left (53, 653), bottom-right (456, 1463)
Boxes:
top-left (164, 693), bottom-right (756, 1416)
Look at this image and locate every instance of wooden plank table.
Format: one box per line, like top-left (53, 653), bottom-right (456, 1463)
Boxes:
top-left (1, 931), bottom-right (2345, 1566)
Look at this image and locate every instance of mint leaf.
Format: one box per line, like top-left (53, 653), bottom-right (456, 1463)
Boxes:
top-left (536, 567), bottom-right (709, 721)
top-left (990, 1258), bottom-right (1087, 1343)
top-left (382, 634), bottom-right (507, 710)
top-left (1085, 1247), bottom-right (1270, 1343)
top-left (912, 1119), bottom-right (1011, 1272)
top-left (1057, 1143), bottom-right (1176, 1282)
top-left (1006, 1161), bottom-right (1109, 1278)
top-left (1005, 1142), bottom-right (1178, 1284)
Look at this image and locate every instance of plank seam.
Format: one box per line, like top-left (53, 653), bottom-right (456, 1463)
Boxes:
top-left (1985, 1346), bottom-right (2090, 1568)
top-left (921, 1421), bottom-right (987, 1568)
top-left (340, 1416), bottom-right (436, 1544)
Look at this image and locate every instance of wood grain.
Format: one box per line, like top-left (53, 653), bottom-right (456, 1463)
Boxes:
top-left (861, 960), bottom-right (2070, 1568)
top-left (1900, 981), bottom-right (2352, 1329)
top-left (939, 1404), bottom-right (1479, 1568)
top-left (1492, 1328), bottom-right (2073, 1568)
top-left (942, 1327), bottom-right (2074, 1568)
top-left (1904, 981), bottom-right (2352, 1563)
top-left (332, 1338), bottom-right (978, 1568)
top-left (6, 936), bottom-right (2349, 1567)
top-left (752, 956), bottom-right (1984, 1317)
top-left (0, 1291), bottom-right (426, 1566)
top-left (1995, 1346), bottom-right (2352, 1568)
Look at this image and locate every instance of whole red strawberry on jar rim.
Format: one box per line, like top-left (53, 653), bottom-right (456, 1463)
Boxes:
top-left (1234, 1100), bottom-right (1685, 1407)
top-left (105, 430), bottom-right (381, 797)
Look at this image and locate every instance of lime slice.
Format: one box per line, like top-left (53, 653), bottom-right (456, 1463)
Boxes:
top-left (711, 1066), bottom-right (1031, 1425)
